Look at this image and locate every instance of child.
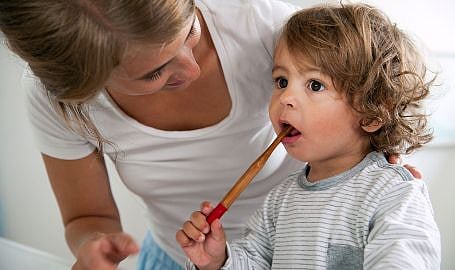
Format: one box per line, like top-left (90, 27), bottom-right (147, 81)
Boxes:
top-left (176, 3), bottom-right (441, 269)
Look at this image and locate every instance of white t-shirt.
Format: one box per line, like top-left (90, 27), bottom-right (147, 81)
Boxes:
top-left (24, 0), bottom-right (301, 265)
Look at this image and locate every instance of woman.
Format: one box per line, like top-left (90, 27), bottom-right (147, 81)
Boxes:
top-left (0, 0), bottom-right (420, 269)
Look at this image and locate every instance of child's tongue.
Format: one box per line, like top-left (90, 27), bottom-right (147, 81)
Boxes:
top-left (289, 127), bottom-right (301, 136)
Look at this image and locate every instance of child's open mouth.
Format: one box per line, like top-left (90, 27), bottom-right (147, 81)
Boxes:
top-left (281, 123), bottom-right (302, 143)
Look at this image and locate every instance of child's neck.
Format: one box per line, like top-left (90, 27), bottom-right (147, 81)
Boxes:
top-left (306, 149), bottom-right (373, 182)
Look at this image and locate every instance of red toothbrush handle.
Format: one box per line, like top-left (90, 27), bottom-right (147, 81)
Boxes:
top-left (206, 203), bottom-right (228, 224)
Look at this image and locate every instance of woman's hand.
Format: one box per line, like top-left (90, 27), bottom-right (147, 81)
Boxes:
top-left (387, 154), bottom-right (422, 179)
top-left (176, 201), bottom-right (227, 270)
top-left (71, 232), bottom-right (139, 270)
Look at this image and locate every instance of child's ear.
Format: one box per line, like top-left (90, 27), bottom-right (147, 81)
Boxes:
top-left (361, 119), bottom-right (383, 133)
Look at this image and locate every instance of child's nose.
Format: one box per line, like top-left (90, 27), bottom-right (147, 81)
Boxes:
top-left (279, 89), bottom-right (296, 108)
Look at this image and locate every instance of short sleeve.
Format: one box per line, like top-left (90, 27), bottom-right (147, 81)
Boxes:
top-left (23, 69), bottom-right (96, 159)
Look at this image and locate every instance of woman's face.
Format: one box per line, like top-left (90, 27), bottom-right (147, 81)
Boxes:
top-left (105, 14), bottom-right (202, 96)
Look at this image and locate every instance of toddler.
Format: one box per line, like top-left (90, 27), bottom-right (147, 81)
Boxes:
top-left (176, 3), bottom-right (441, 269)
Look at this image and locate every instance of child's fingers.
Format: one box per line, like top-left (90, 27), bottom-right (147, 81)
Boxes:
top-left (182, 220), bottom-right (207, 242)
top-left (176, 229), bottom-right (194, 247)
top-left (190, 210), bottom-right (210, 234)
top-left (200, 201), bottom-right (213, 215)
top-left (209, 219), bottom-right (226, 242)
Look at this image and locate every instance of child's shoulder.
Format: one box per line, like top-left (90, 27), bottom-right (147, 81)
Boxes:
top-left (359, 152), bottom-right (428, 200)
top-left (362, 152), bottom-right (414, 184)
top-left (267, 168), bottom-right (303, 196)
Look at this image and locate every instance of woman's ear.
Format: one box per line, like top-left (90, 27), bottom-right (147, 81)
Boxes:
top-left (361, 119), bottom-right (383, 133)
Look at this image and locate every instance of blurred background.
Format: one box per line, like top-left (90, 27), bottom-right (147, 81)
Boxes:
top-left (1, 0), bottom-right (454, 269)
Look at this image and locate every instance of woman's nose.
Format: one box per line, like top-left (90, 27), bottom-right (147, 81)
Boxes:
top-left (173, 49), bottom-right (201, 81)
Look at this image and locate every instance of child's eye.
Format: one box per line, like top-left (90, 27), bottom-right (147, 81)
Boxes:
top-left (275, 77), bottom-right (288, 89)
top-left (308, 80), bottom-right (325, 92)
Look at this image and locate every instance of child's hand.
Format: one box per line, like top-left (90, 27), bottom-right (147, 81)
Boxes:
top-left (176, 201), bottom-right (227, 269)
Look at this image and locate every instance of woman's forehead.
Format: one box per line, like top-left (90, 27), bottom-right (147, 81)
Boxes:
top-left (116, 17), bottom-right (195, 79)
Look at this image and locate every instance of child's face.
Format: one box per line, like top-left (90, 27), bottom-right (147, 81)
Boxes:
top-left (269, 41), bottom-right (371, 167)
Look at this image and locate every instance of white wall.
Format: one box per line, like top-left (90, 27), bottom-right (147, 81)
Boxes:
top-left (0, 41), bottom-right (73, 258)
top-left (1, 1), bottom-right (454, 270)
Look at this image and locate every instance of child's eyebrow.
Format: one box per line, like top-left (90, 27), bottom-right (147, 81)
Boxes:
top-left (272, 65), bottom-right (287, 73)
top-left (299, 67), bottom-right (321, 74)
top-left (295, 62), bottom-right (321, 73)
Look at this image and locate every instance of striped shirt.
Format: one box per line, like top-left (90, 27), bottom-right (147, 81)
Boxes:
top-left (187, 152), bottom-right (441, 269)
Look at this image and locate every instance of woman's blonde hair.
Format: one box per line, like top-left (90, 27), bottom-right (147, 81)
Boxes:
top-left (281, 3), bottom-right (435, 155)
top-left (0, 0), bottom-right (195, 152)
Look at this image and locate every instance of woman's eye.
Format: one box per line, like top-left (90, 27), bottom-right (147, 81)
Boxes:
top-left (309, 80), bottom-right (325, 92)
top-left (189, 25), bottom-right (197, 37)
top-left (144, 70), bottom-right (162, 81)
top-left (275, 77), bottom-right (288, 89)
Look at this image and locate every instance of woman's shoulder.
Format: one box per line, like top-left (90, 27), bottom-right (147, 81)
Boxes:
top-left (197, 0), bottom-right (299, 41)
top-left (197, 0), bottom-right (298, 15)
top-left (21, 68), bottom-right (59, 118)
top-left (22, 68), bottom-right (46, 102)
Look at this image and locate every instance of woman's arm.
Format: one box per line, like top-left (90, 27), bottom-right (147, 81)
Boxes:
top-left (42, 151), bottom-right (139, 269)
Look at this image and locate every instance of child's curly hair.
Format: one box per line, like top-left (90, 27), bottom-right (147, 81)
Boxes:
top-left (281, 3), bottom-right (435, 155)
